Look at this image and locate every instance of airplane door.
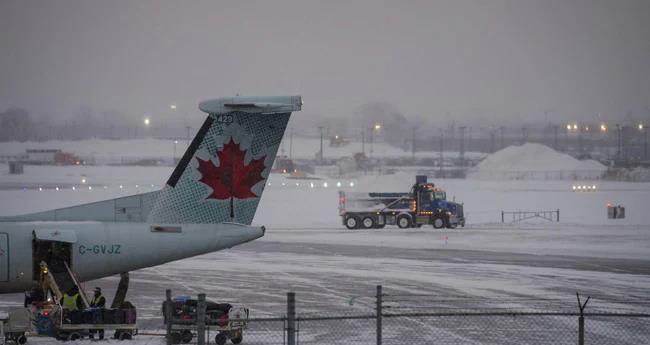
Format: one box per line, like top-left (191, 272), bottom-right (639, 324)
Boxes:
top-left (0, 233), bottom-right (8, 282)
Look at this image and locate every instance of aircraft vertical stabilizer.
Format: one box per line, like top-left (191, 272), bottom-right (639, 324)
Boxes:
top-left (147, 96), bottom-right (302, 225)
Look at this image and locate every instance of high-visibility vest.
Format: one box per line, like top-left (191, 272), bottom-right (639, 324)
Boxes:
top-left (62, 293), bottom-right (79, 311)
top-left (91, 295), bottom-right (105, 307)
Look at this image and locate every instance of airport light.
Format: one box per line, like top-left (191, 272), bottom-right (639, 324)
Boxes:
top-left (573, 124), bottom-right (578, 130)
top-left (374, 123), bottom-right (382, 130)
top-left (144, 117), bottom-right (151, 126)
top-left (566, 124), bottom-right (572, 130)
top-left (640, 123), bottom-right (648, 159)
top-left (600, 124), bottom-right (607, 132)
top-left (170, 104), bottom-right (177, 110)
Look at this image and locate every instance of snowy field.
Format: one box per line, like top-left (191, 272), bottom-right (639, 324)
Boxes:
top-left (1, 163), bottom-right (649, 344)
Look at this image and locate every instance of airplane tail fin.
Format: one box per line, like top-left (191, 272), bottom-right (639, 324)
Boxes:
top-left (147, 96), bottom-right (302, 225)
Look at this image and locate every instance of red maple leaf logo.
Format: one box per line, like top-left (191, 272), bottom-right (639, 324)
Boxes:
top-left (196, 138), bottom-right (266, 218)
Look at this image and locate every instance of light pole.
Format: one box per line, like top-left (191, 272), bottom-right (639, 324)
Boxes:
top-left (411, 126), bottom-right (416, 160)
top-left (141, 116), bottom-right (151, 138)
top-left (458, 126), bottom-right (466, 166)
top-left (499, 126), bottom-right (505, 150)
top-left (640, 123), bottom-right (648, 160)
top-left (370, 123), bottom-right (381, 157)
top-left (289, 128), bottom-right (294, 160)
top-left (173, 140), bottom-right (178, 163)
top-left (318, 126), bottom-right (325, 163)
top-left (439, 130), bottom-right (444, 177)
top-left (616, 124), bottom-right (622, 161)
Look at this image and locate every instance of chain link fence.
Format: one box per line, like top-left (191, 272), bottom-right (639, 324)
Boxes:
top-left (127, 288), bottom-right (650, 345)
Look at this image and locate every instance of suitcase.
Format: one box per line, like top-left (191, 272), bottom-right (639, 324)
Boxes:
top-left (102, 308), bottom-right (114, 323)
top-left (124, 308), bottom-right (137, 324)
top-left (69, 310), bottom-right (82, 324)
top-left (102, 308), bottom-right (124, 324)
top-left (114, 309), bottom-right (126, 324)
top-left (173, 295), bottom-right (191, 303)
top-left (90, 308), bottom-right (104, 324)
top-left (82, 309), bottom-right (94, 324)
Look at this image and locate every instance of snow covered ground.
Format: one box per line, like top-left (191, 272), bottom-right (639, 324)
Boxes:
top-left (1, 163), bottom-right (649, 344)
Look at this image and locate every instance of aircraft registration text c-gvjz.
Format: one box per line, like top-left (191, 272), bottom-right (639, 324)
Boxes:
top-left (78, 244), bottom-right (122, 255)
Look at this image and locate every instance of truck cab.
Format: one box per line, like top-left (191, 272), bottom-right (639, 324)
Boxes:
top-left (411, 181), bottom-right (464, 229)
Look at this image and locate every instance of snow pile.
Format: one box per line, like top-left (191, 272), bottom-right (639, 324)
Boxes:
top-left (471, 143), bottom-right (606, 180)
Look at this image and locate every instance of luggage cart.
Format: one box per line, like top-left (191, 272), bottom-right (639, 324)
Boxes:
top-left (50, 305), bottom-right (138, 341)
top-left (167, 307), bottom-right (249, 345)
top-left (1, 308), bottom-right (30, 345)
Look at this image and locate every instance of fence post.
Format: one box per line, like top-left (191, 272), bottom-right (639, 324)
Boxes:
top-left (197, 293), bottom-right (206, 345)
top-left (501, 211), bottom-right (504, 223)
top-left (578, 314), bottom-right (584, 345)
top-left (557, 209), bottom-right (560, 222)
top-left (287, 292), bottom-right (296, 345)
top-left (576, 292), bottom-right (590, 345)
top-left (165, 289), bottom-right (172, 345)
top-left (376, 285), bottom-right (382, 345)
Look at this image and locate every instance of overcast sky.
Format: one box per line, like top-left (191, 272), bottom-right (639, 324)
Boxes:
top-left (1, 0), bottom-right (649, 126)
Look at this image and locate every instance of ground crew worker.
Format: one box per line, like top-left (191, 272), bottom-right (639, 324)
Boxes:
top-left (60, 286), bottom-right (83, 311)
top-left (89, 287), bottom-right (106, 339)
top-left (90, 287), bottom-right (106, 308)
top-left (60, 286), bottom-right (84, 324)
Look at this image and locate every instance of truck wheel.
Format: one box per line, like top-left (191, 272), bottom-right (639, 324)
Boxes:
top-left (397, 215), bottom-right (411, 229)
top-left (169, 332), bottom-right (182, 344)
top-left (56, 331), bottom-right (69, 341)
top-left (231, 334), bottom-right (243, 344)
top-left (215, 333), bottom-right (227, 345)
top-left (345, 216), bottom-right (359, 229)
top-left (362, 216), bottom-right (375, 229)
top-left (181, 330), bottom-right (193, 343)
top-left (16, 334), bottom-right (27, 345)
top-left (433, 217), bottom-right (445, 229)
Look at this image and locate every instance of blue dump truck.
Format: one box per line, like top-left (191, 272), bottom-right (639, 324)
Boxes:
top-left (339, 176), bottom-right (465, 229)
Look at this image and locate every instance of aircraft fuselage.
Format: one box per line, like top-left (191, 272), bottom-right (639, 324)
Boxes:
top-left (0, 221), bottom-right (264, 293)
